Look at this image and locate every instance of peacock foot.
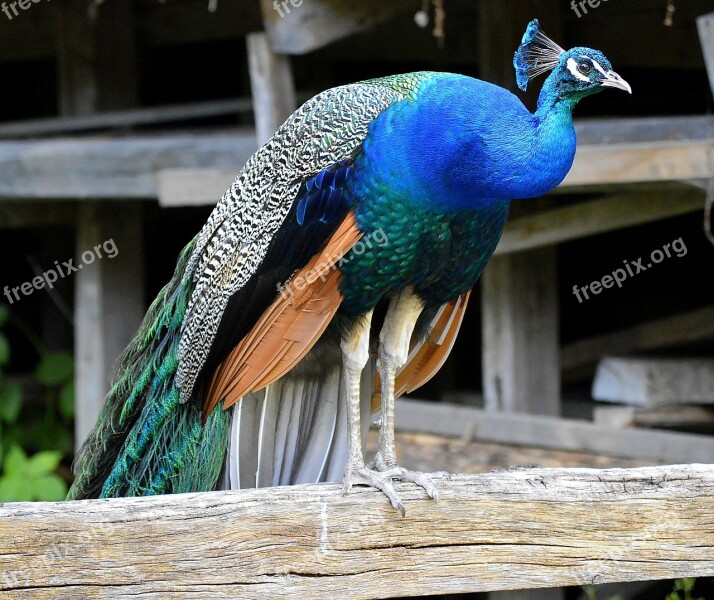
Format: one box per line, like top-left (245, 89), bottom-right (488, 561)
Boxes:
top-left (343, 459), bottom-right (447, 515)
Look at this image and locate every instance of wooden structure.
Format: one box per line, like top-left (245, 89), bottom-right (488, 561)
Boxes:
top-left (1, 464), bottom-right (712, 598)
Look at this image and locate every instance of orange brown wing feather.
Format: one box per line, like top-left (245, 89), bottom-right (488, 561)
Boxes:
top-left (203, 212), bottom-right (363, 418)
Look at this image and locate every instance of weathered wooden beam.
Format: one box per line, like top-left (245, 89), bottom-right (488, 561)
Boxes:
top-left (155, 168), bottom-right (237, 207)
top-left (561, 139), bottom-right (712, 188)
top-left (593, 357), bottom-right (714, 407)
top-left (0, 132), bottom-right (256, 199)
top-left (482, 247), bottom-right (560, 415)
top-left (561, 306), bottom-right (714, 375)
top-left (259, 0), bottom-right (419, 55)
top-left (395, 399), bottom-right (714, 464)
top-left (495, 189), bottom-right (703, 255)
top-left (0, 99), bottom-right (253, 139)
top-left (247, 32), bottom-right (296, 145)
top-left (1, 464), bottom-right (712, 598)
top-left (594, 405), bottom-right (714, 430)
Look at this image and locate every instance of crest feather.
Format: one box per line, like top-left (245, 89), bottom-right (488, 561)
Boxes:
top-left (513, 19), bottom-right (565, 92)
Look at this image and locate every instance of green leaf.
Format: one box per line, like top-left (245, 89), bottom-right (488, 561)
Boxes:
top-left (0, 305), bottom-right (9, 326)
top-left (32, 475), bottom-right (67, 501)
top-left (35, 353), bottom-right (74, 387)
top-left (0, 476), bottom-right (33, 502)
top-left (0, 380), bottom-right (22, 423)
top-left (59, 381), bottom-right (75, 420)
top-left (0, 333), bottom-right (9, 367)
top-left (25, 451), bottom-right (62, 477)
top-left (3, 445), bottom-right (27, 476)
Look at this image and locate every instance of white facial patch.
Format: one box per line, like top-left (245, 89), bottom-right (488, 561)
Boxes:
top-left (582, 54), bottom-right (609, 78)
top-left (566, 57), bottom-right (591, 82)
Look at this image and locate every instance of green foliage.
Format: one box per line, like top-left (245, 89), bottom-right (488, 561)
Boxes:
top-left (0, 309), bottom-right (73, 502)
top-left (0, 446), bottom-right (66, 501)
top-left (666, 578), bottom-right (703, 600)
top-left (35, 353), bottom-right (74, 387)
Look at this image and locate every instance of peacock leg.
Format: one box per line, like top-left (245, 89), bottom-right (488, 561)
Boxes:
top-left (341, 310), bottom-right (407, 515)
top-left (369, 288), bottom-right (443, 503)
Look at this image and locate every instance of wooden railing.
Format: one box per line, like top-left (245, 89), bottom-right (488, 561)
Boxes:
top-left (1, 464), bottom-right (713, 598)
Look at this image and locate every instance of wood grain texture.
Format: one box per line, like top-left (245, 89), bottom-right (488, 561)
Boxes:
top-left (1, 464), bottom-right (713, 599)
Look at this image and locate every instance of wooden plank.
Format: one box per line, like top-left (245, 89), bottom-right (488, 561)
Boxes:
top-left (561, 139), bottom-right (712, 188)
top-left (495, 189), bottom-right (703, 255)
top-left (0, 99), bottom-right (253, 139)
top-left (574, 116), bottom-right (711, 145)
top-left (394, 399), bottom-right (714, 464)
top-left (2, 464), bottom-right (713, 597)
top-left (482, 247), bottom-right (560, 415)
top-left (260, 0), bottom-right (419, 55)
top-left (74, 204), bottom-right (145, 450)
top-left (0, 132), bottom-right (257, 199)
top-left (593, 357), bottom-right (714, 407)
top-left (247, 32), bottom-right (296, 145)
top-left (698, 12), bottom-right (714, 94)
top-left (594, 405), bottom-right (714, 430)
top-left (155, 168), bottom-right (237, 207)
top-left (562, 306), bottom-right (714, 374)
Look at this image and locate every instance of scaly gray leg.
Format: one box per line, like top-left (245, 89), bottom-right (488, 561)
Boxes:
top-left (340, 310), bottom-right (408, 514)
top-left (369, 288), bottom-right (444, 507)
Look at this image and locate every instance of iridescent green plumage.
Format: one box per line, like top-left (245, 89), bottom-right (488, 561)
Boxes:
top-left (68, 239), bottom-right (230, 499)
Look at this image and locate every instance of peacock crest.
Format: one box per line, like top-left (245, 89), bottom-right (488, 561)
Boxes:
top-left (513, 19), bottom-right (565, 91)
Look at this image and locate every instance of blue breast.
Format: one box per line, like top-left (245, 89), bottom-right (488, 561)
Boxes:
top-left (353, 73), bottom-right (577, 214)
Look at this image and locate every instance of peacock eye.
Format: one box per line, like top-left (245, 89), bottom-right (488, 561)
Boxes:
top-left (577, 61), bottom-right (593, 75)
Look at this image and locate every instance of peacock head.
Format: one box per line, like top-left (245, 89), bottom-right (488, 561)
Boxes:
top-left (514, 20), bottom-right (631, 107)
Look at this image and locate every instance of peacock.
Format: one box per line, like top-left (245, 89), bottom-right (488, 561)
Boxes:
top-left (67, 20), bottom-right (630, 514)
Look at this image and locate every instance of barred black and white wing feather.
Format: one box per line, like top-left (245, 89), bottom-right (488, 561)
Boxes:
top-left (175, 83), bottom-right (407, 404)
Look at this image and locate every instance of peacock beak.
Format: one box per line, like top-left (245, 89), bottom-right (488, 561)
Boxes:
top-left (600, 70), bottom-right (632, 94)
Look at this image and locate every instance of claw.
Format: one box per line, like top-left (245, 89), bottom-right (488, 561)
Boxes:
top-left (342, 461), bottom-right (446, 515)
top-left (343, 463), bottom-right (406, 515)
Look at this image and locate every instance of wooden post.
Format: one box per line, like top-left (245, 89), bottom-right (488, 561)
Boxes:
top-left (482, 247), bottom-right (561, 416)
top-left (58, 0), bottom-right (144, 450)
top-left (247, 31), bottom-right (296, 146)
top-left (74, 204), bottom-right (145, 448)
top-left (482, 247), bottom-right (562, 600)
